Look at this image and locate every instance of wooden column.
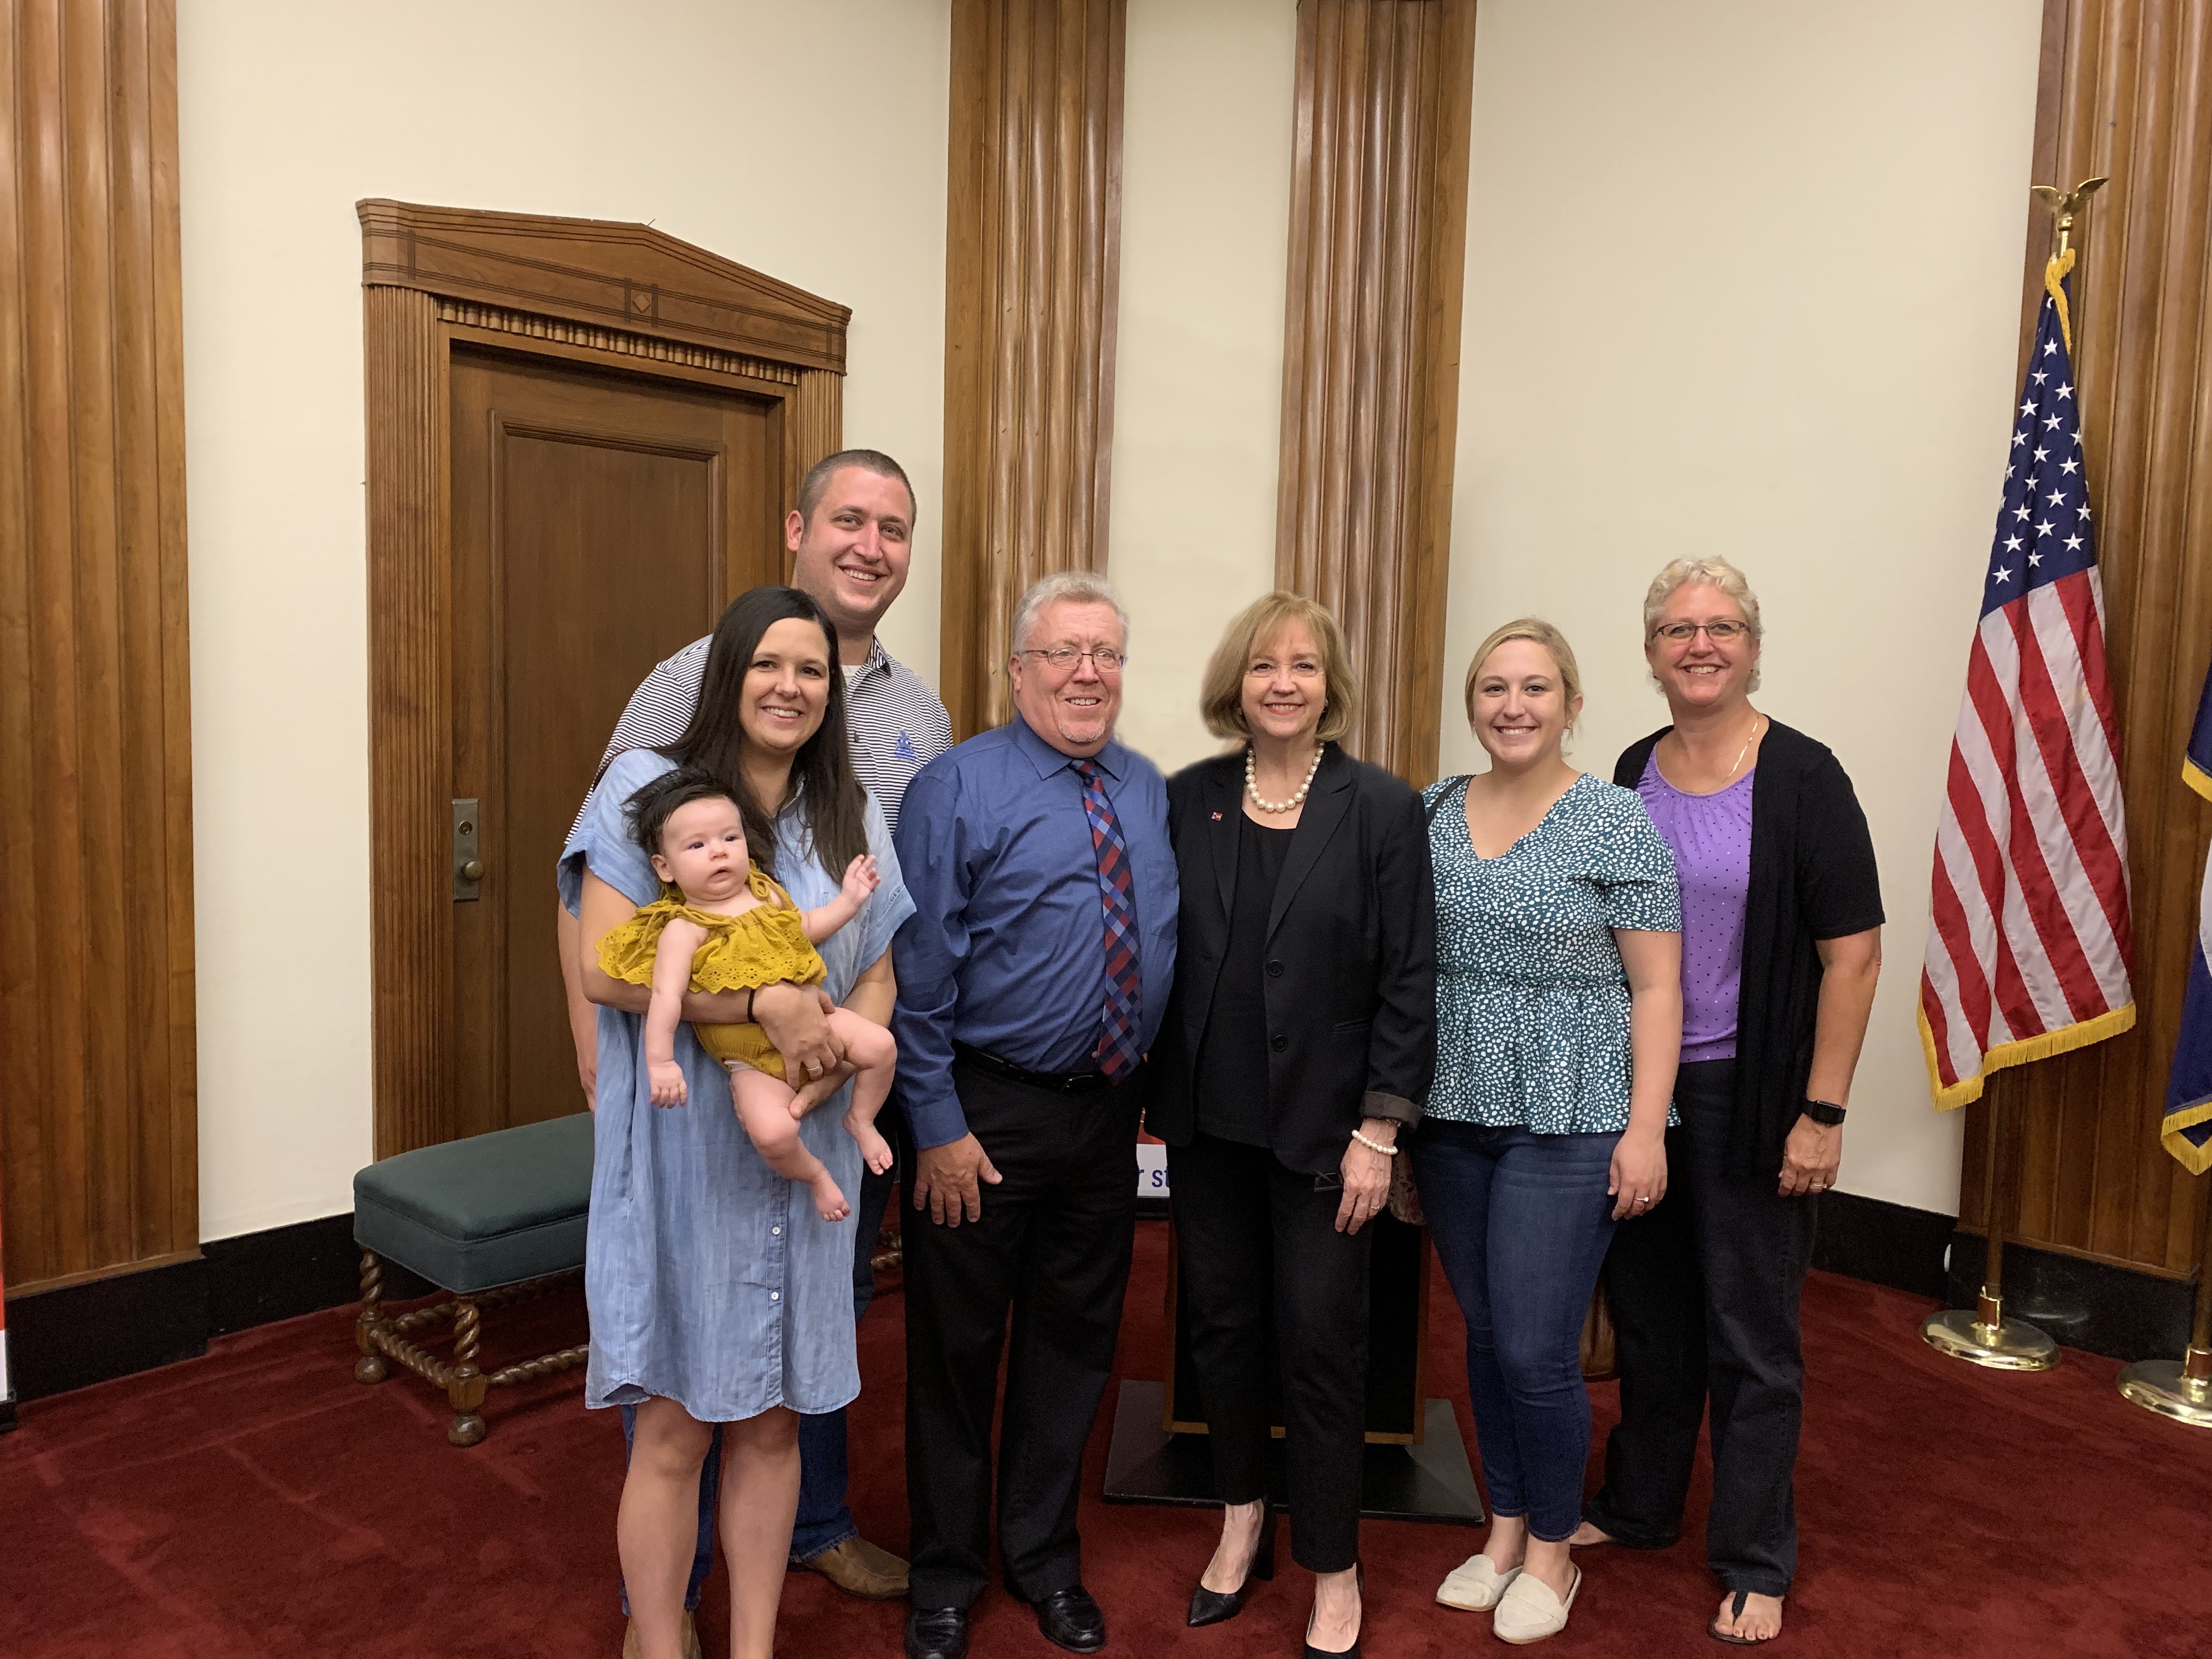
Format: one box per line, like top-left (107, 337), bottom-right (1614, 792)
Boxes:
top-left (0, 0), bottom-right (199, 1294)
top-left (1959, 0), bottom-right (2212, 1279)
top-left (364, 285), bottom-right (452, 1160)
top-left (1275, 0), bottom-right (1477, 786)
top-left (940, 0), bottom-right (1125, 740)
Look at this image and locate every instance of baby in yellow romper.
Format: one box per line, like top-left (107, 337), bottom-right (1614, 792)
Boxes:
top-left (597, 768), bottom-right (898, 1222)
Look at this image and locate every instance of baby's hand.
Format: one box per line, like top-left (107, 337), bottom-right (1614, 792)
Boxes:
top-left (840, 854), bottom-right (881, 907)
top-left (648, 1059), bottom-right (689, 1108)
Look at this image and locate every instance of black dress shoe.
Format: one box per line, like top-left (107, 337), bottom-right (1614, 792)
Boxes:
top-left (904, 1604), bottom-right (969, 1659)
top-left (1187, 1509), bottom-right (1279, 1627)
top-left (1031, 1585), bottom-right (1107, 1654)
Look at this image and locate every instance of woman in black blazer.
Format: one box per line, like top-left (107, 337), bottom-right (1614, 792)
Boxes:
top-left (1150, 591), bottom-right (1436, 1659)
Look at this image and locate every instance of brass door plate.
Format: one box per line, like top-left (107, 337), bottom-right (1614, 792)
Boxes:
top-left (453, 798), bottom-right (483, 901)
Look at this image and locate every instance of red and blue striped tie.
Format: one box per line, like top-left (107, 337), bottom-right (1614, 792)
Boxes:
top-left (1074, 758), bottom-right (1143, 1081)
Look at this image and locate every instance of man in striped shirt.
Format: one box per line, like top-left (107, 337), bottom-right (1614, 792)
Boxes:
top-left (563, 449), bottom-right (950, 1632)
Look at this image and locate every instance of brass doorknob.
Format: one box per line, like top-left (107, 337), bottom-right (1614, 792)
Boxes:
top-left (461, 859), bottom-right (485, 881)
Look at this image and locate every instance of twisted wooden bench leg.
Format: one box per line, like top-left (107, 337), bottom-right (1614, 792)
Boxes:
top-left (353, 1249), bottom-right (390, 1384)
top-left (447, 1295), bottom-right (490, 1447)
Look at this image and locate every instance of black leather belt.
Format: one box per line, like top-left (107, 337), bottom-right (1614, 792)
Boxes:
top-left (952, 1041), bottom-right (1113, 1094)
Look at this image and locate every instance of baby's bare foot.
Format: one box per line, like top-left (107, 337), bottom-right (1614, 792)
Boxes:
top-left (809, 1171), bottom-right (851, 1223)
top-left (848, 1113), bottom-right (895, 1175)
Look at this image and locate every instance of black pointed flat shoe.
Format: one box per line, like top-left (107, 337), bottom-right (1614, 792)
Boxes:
top-left (1187, 1508), bottom-right (1279, 1627)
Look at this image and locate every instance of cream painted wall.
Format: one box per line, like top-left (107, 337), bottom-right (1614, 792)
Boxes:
top-left (1108, 0), bottom-right (1299, 775)
top-left (1442, 1), bottom-right (2044, 1214)
top-left (178, 0), bottom-right (951, 1240)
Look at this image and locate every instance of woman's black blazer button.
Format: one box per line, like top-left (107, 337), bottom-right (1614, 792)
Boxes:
top-left (1271, 1033), bottom-right (1288, 1052)
top-left (1267, 959), bottom-right (1285, 977)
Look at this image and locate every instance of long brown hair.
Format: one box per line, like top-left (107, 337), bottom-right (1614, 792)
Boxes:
top-left (661, 586), bottom-right (868, 881)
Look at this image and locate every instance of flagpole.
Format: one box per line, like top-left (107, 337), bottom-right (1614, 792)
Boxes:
top-left (1921, 1075), bottom-right (2058, 1369)
top-left (2116, 1178), bottom-right (2212, 1426)
top-left (1918, 177), bottom-right (2112, 1372)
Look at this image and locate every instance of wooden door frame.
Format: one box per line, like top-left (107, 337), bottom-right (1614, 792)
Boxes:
top-left (360, 200), bottom-right (848, 1158)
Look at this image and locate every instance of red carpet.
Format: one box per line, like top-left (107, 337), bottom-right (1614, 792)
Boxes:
top-left (3, 1223), bottom-right (2210, 1659)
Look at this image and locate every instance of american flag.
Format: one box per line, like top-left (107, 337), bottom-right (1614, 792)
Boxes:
top-left (1919, 263), bottom-right (2136, 1108)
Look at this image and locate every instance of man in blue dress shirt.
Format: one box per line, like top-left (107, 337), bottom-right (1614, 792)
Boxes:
top-left (892, 571), bottom-right (1178, 1659)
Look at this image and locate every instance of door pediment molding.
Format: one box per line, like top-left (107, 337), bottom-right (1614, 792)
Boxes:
top-left (358, 199), bottom-right (850, 373)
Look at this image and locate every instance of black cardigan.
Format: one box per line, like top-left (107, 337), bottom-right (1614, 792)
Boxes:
top-left (1147, 744), bottom-right (1438, 1178)
top-left (1615, 720), bottom-right (1884, 1175)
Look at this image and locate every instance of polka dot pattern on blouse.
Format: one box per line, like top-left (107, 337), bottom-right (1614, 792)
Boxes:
top-left (1424, 772), bottom-right (1683, 1135)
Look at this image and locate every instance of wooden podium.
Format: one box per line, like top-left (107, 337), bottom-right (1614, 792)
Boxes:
top-left (1102, 1212), bottom-right (1482, 1523)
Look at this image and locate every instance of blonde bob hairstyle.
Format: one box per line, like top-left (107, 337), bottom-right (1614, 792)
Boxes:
top-left (1199, 590), bottom-right (1361, 744)
top-left (1641, 556), bottom-right (1763, 692)
top-left (1463, 617), bottom-right (1585, 735)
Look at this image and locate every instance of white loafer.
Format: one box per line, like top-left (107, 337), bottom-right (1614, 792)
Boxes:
top-left (1493, 1565), bottom-right (1581, 1644)
top-left (1437, 1553), bottom-right (1522, 1611)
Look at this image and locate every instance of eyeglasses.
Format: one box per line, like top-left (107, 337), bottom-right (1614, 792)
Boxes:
top-left (1022, 646), bottom-right (1126, 674)
top-left (1650, 620), bottom-right (1752, 644)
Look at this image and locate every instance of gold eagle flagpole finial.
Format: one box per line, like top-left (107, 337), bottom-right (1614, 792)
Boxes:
top-left (2028, 178), bottom-right (2107, 354)
top-left (2030, 176), bottom-right (2108, 262)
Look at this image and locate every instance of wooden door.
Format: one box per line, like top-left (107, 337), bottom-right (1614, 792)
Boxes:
top-left (448, 347), bottom-right (782, 1139)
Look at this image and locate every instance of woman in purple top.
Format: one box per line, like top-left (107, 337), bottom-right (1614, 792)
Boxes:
top-left (1572, 558), bottom-right (1883, 1647)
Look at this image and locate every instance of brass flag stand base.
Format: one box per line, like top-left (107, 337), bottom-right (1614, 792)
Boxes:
top-left (1921, 1293), bottom-right (2059, 1372)
top-left (2117, 1350), bottom-right (2212, 1427)
top-left (1924, 1090), bottom-right (2059, 1370)
top-left (2117, 1184), bottom-right (2212, 1426)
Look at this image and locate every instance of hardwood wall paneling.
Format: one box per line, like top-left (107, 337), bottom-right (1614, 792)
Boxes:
top-left (0, 0), bottom-right (199, 1295)
top-left (1274, 0), bottom-right (1475, 787)
top-left (1959, 0), bottom-right (2212, 1278)
top-left (940, 0), bottom-right (1126, 740)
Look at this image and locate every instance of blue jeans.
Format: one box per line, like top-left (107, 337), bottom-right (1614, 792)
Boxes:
top-left (617, 1157), bottom-right (896, 1611)
top-left (1415, 1121), bottom-right (1620, 1543)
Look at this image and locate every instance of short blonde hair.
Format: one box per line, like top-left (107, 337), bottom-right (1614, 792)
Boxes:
top-left (1642, 557), bottom-right (1763, 691)
top-left (1199, 591), bottom-right (1360, 744)
top-left (1463, 618), bottom-right (1584, 732)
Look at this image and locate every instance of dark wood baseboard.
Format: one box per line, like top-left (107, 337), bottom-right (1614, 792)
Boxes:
top-left (3, 1212), bottom-right (362, 1403)
top-left (1945, 1231), bottom-right (2194, 1363)
top-left (1812, 1190), bottom-right (1956, 1300)
top-left (204, 1213), bottom-right (369, 1336)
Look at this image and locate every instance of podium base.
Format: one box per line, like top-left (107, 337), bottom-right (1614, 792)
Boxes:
top-left (1919, 1307), bottom-right (2058, 1371)
top-left (2116, 1356), bottom-right (2212, 1429)
top-left (1101, 1380), bottom-right (1485, 1525)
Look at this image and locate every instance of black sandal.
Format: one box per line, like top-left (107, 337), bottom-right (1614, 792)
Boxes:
top-left (1709, 1589), bottom-right (1780, 1646)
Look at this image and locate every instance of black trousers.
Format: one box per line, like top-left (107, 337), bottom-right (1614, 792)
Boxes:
top-left (1584, 1059), bottom-right (1818, 1598)
top-left (901, 1059), bottom-right (1142, 1609)
top-left (1168, 1132), bottom-right (1370, 1573)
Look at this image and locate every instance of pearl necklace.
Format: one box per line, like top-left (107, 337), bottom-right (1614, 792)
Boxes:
top-left (1245, 744), bottom-right (1324, 814)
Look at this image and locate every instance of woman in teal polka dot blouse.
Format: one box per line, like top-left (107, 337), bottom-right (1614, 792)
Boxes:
top-left (1415, 617), bottom-right (1683, 1646)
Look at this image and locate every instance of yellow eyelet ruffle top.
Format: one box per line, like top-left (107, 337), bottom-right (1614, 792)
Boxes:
top-left (597, 868), bottom-right (826, 1081)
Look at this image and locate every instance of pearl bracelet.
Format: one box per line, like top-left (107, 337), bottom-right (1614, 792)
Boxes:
top-left (1351, 1128), bottom-right (1400, 1158)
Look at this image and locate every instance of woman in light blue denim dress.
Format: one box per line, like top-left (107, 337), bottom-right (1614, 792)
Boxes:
top-left (562, 588), bottom-right (913, 1659)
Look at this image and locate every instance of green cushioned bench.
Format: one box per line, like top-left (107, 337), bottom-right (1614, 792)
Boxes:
top-left (351, 1113), bottom-right (594, 1446)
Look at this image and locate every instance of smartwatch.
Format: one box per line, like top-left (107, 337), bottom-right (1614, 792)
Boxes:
top-left (1802, 1099), bottom-right (1847, 1127)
